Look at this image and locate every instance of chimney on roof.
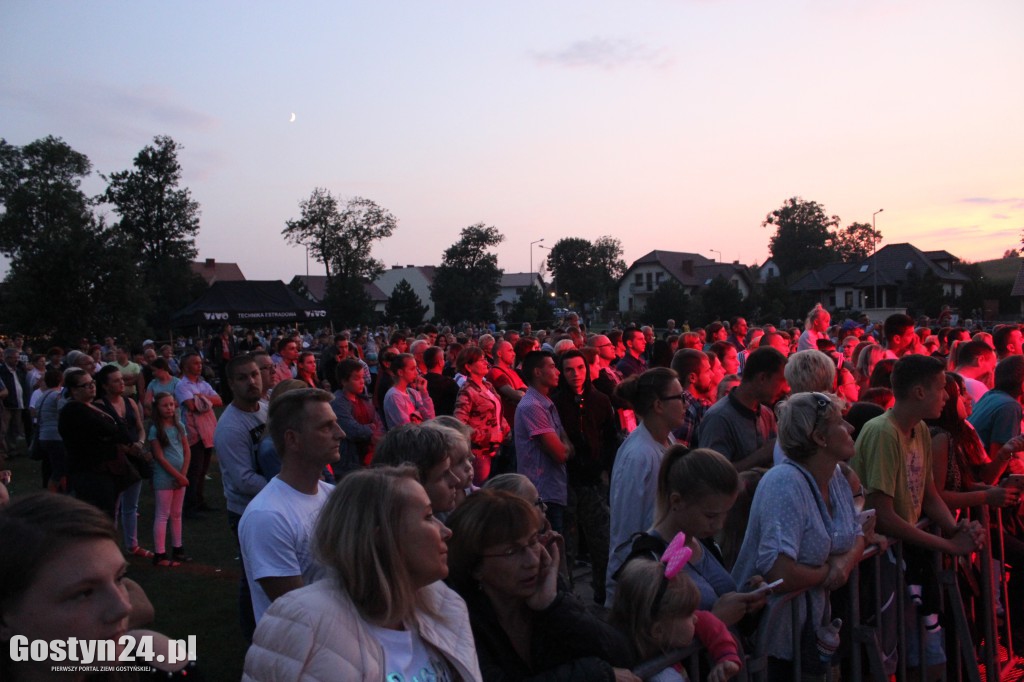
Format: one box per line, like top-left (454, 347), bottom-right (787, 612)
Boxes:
top-left (733, 260), bottom-right (740, 265)
top-left (205, 258), bottom-right (215, 267)
top-left (391, 265), bottom-right (401, 269)
top-left (406, 264), bottom-right (414, 268)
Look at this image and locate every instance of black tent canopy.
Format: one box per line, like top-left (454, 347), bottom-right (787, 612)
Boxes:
top-left (172, 280), bottom-right (327, 327)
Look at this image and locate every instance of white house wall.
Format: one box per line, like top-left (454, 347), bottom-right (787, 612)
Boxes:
top-left (618, 264), bottom-right (668, 311)
top-left (375, 268), bottom-right (435, 319)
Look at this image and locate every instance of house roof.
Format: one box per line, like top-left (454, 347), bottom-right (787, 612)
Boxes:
top-left (290, 275), bottom-right (388, 303)
top-left (621, 250), bottom-right (755, 290)
top-left (622, 250), bottom-right (715, 287)
top-left (830, 243), bottom-right (969, 288)
top-left (500, 272), bottom-right (542, 288)
top-left (789, 262), bottom-right (858, 293)
top-left (364, 281), bottom-right (388, 301)
top-left (381, 265), bottom-right (436, 285)
top-left (923, 250), bottom-right (957, 262)
top-left (190, 258), bottom-right (245, 285)
top-left (694, 262), bottom-right (755, 287)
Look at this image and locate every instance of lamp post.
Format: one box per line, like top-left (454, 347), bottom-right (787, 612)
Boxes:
top-left (530, 238), bottom-right (545, 275)
top-left (710, 249), bottom-right (722, 263)
top-left (872, 209), bottom-right (884, 309)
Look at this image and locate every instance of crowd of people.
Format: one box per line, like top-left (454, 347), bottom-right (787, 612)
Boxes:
top-left (2, 307), bottom-right (1024, 681)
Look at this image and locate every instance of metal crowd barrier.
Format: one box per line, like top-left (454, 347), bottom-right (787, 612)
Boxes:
top-left (632, 511), bottom-right (1014, 682)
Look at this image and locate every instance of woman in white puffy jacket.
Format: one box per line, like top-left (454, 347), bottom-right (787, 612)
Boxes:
top-left (243, 467), bottom-right (482, 682)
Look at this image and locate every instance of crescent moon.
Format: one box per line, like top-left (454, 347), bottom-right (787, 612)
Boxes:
top-left (289, 112), bottom-right (296, 123)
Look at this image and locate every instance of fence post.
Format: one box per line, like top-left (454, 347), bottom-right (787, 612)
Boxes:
top-left (896, 541), bottom-right (907, 682)
top-left (974, 505), bottom-right (999, 680)
top-left (994, 507), bottom-right (1014, 662)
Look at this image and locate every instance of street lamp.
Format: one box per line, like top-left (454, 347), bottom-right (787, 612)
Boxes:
top-left (529, 238), bottom-right (545, 275)
top-left (872, 209), bottom-right (884, 309)
top-left (710, 249), bottom-right (722, 263)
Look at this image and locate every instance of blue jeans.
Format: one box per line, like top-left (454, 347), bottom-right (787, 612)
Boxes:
top-left (118, 479), bottom-right (144, 549)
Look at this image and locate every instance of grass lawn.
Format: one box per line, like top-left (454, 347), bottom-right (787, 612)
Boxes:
top-left (5, 448), bottom-right (249, 681)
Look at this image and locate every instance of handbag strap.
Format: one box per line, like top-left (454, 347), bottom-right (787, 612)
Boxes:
top-left (785, 460), bottom-right (834, 626)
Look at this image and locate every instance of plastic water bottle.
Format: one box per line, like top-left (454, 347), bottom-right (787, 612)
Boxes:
top-left (817, 617), bottom-right (843, 664)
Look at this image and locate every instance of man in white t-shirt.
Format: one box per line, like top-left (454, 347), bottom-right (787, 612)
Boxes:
top-left (954, 339), bottom-right (996, 404)
top-left (239, 388), bottom-right (344, 625)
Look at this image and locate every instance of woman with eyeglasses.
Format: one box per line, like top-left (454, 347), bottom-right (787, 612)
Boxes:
top-left (607, 367), bottom-right (687, 606)
top-left (57, 368), bottom-right (134, 517)
top-left (446, 489), bottom-right (638, 682)
top-left (731, 392), bottom-right (868, 677)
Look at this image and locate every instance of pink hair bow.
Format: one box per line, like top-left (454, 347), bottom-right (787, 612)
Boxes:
top-left (661, 532), bottom-right (692, 579)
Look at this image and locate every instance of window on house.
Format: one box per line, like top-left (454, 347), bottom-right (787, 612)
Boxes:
top-left (635, 274), bottom-right (643, 285)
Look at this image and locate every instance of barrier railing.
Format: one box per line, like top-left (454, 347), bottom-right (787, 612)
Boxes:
top-left (632, 512), bottom-right (1013, 682)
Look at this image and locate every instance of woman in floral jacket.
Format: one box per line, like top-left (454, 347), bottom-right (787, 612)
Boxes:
top-left (455, 347), bottom-right (509, 484)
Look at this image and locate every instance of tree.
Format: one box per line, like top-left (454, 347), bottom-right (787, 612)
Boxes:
top-left (431, 223), bottom-right (504, 322)
top-left (507, 284), bottom-right (550, 325)
top-left (762, 197), bottom-right (839, 280)
top-left (1003, 248), bottom-right (1018, 259)
top-left (829, 221), bottom-right (882, 263)
top-left (746, 277), bottom-right (794, 323)
top-left (694, 276), bottom-right (745, 326)
top-left (282, 189), bottom-right (397, 325)
top-left (101, 135), bottom-right (203, 332)
top-left (545, 235), bottom-right (626, 311)
top-left (902, 269), bottom-right (947, 318)
top-left (642, 279), bottom-right (690, 327)
top-left (0, 136), bottom-right (144, 341)
top-left (385, 279), bottom-right (428, 328)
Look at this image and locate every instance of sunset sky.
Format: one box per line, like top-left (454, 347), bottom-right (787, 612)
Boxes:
top-left (3, 1), bottom-right (1022, 281)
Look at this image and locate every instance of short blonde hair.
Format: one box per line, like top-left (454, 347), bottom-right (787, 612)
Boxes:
top-left (776, 392), bottom-right (843, 461)
top-left (314, 467), bottom-right (427, 627)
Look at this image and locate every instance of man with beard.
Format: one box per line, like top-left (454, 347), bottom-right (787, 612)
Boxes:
top-left (214, 354), bottom-right (269, 641)
top-left (670, 348), bottom-right (715, 448)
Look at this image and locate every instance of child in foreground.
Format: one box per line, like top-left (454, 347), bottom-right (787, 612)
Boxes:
top-left (611, 534), bottom-right (742, 682)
